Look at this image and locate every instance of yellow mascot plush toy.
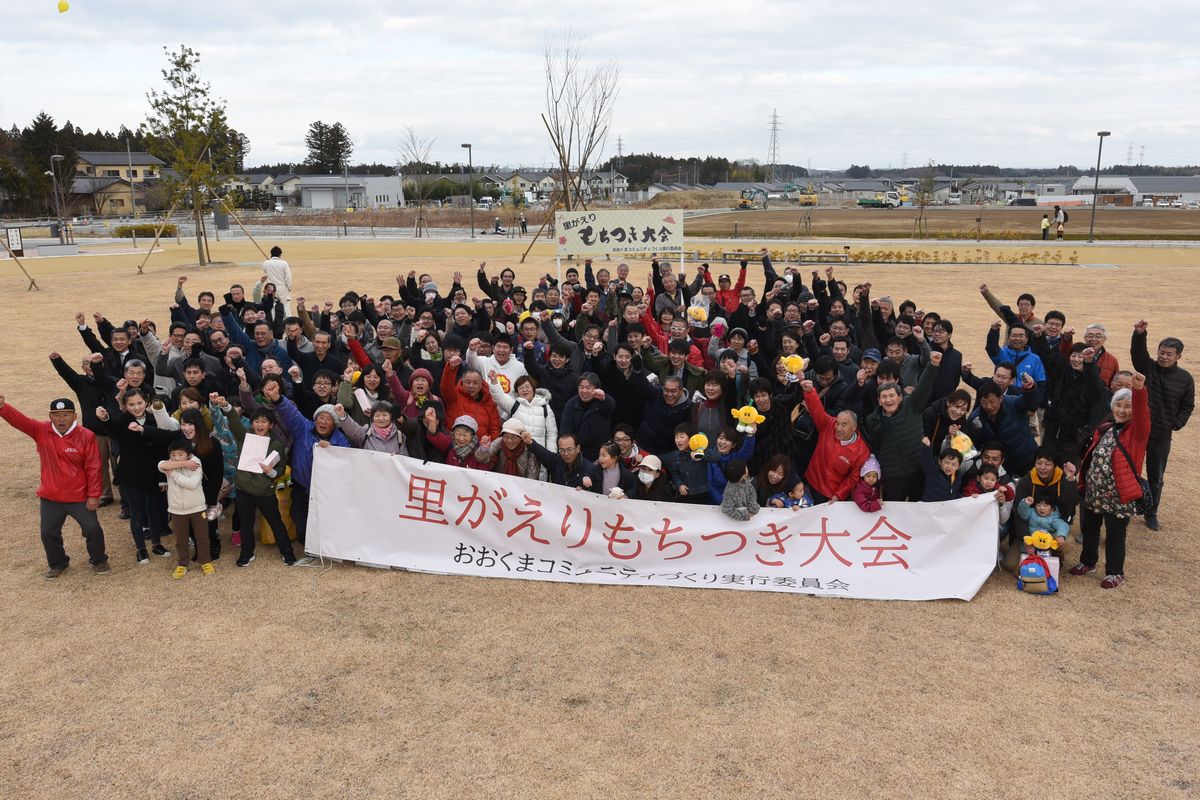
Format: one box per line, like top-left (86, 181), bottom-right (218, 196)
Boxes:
top-left (686, 304), bottom-right (707, 327)
top-left (688, 433), bottom-right (709, 461)
top-left (782, 355), bottom-right (807, 381)
top-left (948, 431), bottom-right (978, 461)
top-left (1023, 530), bottom-right (1059, 552)
top-left (731, 405), bottom-right (765, 434)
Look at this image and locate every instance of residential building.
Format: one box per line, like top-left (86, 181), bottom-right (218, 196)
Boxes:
top-left (75, 151), bottom-right (165, 183)
top-left (68, 176), bottom-right (146, 215)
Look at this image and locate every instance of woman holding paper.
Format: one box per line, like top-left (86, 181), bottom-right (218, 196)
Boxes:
top-left (231, 407), bottom-right (310, 568)
top-left (336, 364), bottom-right (391, 425)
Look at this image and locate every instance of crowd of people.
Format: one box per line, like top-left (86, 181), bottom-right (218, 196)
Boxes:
top-left (3, 245), bottom-right (1193, 591)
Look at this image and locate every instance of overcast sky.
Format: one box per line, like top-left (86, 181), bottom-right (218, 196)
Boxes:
top-left (3, 1), bottom-right (1198, 171)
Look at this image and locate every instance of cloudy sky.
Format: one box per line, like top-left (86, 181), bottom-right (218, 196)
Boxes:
top-left (3, 1), bottom-right (1197, 171)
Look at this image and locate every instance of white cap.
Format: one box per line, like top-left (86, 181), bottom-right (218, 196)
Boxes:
top-left (639, 454), bottom-right (662, 472)
top-left (501, 418), bottom-right (526, 436)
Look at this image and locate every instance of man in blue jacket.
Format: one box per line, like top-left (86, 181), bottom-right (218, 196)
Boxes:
top-left (985, 322), bottom-right (1046, 403)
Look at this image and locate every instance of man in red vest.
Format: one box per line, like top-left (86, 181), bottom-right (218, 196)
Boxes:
top-left (0, 395), bottom-right (110, 579)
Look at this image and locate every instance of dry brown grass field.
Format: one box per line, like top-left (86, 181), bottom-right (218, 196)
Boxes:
top-left (0, 238), bottom-right (1196, 799)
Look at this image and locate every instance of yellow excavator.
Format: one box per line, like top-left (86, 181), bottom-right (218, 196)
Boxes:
top-left (738, 188), bottom-right (768, 209)
top-left (793, 182), bottom-right (819, 206)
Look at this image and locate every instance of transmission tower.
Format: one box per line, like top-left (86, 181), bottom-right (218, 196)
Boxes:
top-left (767, 109), bottom-right (781, 183)
top-left (1126, 143), bottom-right (1134, 165)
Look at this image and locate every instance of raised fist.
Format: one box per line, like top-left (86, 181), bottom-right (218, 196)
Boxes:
top-left (48, 351), bottom-right (61, 361)
top-left (178, 276), bottom-right (187, 286)
top-left (1134, 319), bottom-right (1148, 334)
top-left (1132, 372), bottom-right (1146, 389)
top-left (334, 403), bottom-right (346, 418)
top-left (800, 379), bottom-right (814, 393)
top-left (75, 311), bottom-right (86, 326)
top-left (929, 351), bottom-right (943, 367)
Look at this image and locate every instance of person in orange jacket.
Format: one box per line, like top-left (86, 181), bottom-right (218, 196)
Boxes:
top-left (438, 354), bottom-right (501, 442)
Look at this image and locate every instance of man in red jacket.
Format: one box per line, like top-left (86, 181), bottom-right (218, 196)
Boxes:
top-left (800, 380), bottom-right (872, 503)
top-left (0, 396), bottom-right (109, 579)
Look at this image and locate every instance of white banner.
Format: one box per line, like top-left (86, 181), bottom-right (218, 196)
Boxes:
top-left (307, 449), bottom-right (999, 601)
top-left (556, 209), bottom-right (684, 256)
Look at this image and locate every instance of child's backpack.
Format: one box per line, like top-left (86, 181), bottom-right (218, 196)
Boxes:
top-left (1017, 553), bottom-right (1058, 595)
top-left (1061, 210), bottom-right (1069, 223)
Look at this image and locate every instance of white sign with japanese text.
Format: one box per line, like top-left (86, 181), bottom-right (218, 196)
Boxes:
top-left (555, 209), bottom-right (684, 256)
top-left (307, 448), bottom-right (999, 601)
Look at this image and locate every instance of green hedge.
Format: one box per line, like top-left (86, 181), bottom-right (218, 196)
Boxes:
top-left (113, 223), bottom-right (176, 238)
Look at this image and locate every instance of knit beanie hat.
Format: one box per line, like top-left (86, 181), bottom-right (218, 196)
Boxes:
top-left (861, 454), bottom-right (882, 478)
top-left (314, 404), bottom-right (337, 422)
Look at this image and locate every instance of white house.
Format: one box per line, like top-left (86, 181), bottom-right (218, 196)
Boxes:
top-left (362, 175), bottom-right (405, 209)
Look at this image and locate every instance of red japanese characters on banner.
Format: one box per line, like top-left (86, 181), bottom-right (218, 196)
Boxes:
top-left (308, 449), bottom-right (999, 601)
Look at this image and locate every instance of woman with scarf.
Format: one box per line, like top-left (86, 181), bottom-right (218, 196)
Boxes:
top-left (386, 367), bottom-right (442, 422)
top-left (488, 419), bottom-right (541, 480)
top-left (440, 415), bottom-right (492, 471)
top-left (334, 400), bottom-right (407, 455)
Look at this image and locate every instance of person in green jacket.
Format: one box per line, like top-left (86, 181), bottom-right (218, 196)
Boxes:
top-left (231, 407), bottom-right (311, 568)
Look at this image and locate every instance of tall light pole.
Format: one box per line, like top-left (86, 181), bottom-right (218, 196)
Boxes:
top-left (48, 153), bottom-right (65, 243)
top-left (461, 143), bottom-right (474, 239)
top-left (1088, 131), bottom-right (1111, 243)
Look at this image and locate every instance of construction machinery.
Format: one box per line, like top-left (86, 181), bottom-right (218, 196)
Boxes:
top-left (794, 182), bottom-right (819, 206)
top-left (737, 188), bottom-right (768, 210)
top-left (857, 190), bottom-right (903, 209)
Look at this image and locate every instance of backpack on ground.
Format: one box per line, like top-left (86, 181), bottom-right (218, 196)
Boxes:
top-left (1017, 553), bottom-right (1058, 595)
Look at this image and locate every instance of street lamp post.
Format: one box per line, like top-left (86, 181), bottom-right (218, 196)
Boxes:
top-left (461, 143), bottom-right (474, 239)
top-left (48, 154), bottom-right (65, 243)
top-left (1088, 131), bottom-right (1111, 243)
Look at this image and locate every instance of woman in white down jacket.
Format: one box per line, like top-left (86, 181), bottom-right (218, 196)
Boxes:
top-left (496, 376), bottom-right (558, 477)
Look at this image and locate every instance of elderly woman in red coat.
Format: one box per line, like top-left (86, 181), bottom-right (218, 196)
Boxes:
top-left (1070, 372), bottom-right (1150, 589)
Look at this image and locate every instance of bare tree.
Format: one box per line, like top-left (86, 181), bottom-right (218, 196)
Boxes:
top-left (542, 31), bottom-right (619, 211)
top-left (398, 126), bottom-right (436, 237)
top-left (913, 160), bottom-right (935, 239)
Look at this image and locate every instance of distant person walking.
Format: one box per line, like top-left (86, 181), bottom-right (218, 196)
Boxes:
top-left (0, 396), bottom-right (110, 579)
top-left (1054, 205), bottom-right (1067, 240)
top-left (519, 213), bottom-right (528, 235)
top-left (262, 246), bottom-right (293, 314)
top-left (1041, 214), bottom-right (1050, 240)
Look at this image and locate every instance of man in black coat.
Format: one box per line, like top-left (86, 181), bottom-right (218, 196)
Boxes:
top-left (637, 376), bottom-right (693, 454)
top-left (1131, 322), bottom-right (1195, 529)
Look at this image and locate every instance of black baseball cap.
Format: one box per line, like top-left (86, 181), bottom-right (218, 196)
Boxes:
top-left (50, 398), bottom-right (76, 412)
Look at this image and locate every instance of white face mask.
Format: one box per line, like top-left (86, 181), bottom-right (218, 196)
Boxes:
top-left (638, 471), bottom-right (656, 486)
top-left (552, 318), bottom-right (564, 330)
